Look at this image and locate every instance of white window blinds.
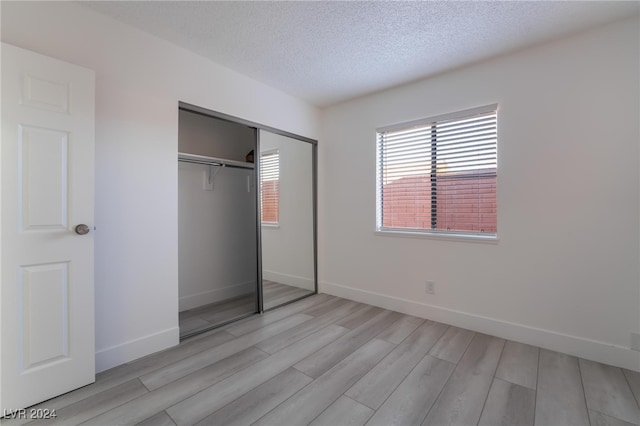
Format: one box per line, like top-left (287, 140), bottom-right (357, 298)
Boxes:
top-left (260, 150), bottom-right (280, 224)
top-left (376, 104), bottom-right (498, 236)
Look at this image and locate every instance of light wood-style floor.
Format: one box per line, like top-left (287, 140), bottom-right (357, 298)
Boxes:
top-left (9, 294), bottom-right (640, 426)
top-left (262, 280), bottom-right (314, 311)
top-left (179, 281), bottom-right (314, 337)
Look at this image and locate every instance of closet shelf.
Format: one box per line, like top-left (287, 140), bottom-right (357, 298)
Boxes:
top-left (178, 152), bottom-right (255, 170)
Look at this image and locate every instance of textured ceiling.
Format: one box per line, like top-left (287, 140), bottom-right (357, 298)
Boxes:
top-left (83, 1), bottom-right (639, 107)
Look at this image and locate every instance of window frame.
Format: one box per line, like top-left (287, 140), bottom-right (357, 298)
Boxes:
top-left (375, 104), bottom-right (498, 242)
top-left (260, 149), bottom-right (280, 226)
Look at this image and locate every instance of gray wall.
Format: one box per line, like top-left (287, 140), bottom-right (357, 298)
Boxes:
top-left (179, 110), bottom-right (255, 162)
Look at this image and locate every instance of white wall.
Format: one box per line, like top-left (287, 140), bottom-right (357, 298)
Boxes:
top-left (179, 162), bottom-right (256, 311)
top-left (3, 1), bottom-right (637, 375)
top-left (260, 131), bottom-right (315, 291)
top-left (319, 17), bottom-right (640, 371)
top-left (1, 1), bottom-right (318, 372)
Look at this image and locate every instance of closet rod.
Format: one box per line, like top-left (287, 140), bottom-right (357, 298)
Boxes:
top-left (178, 152), bottom-right (255, 170)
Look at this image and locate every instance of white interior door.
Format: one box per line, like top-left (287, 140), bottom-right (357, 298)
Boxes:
top-left (1, 43), bottom-right (95, 411)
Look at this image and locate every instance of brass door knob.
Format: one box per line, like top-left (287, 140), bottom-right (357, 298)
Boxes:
top-left (75, 224), bottom-right (90, 235)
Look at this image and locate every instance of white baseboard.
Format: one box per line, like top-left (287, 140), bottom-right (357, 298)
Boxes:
top-left (264, 270), bottom-right (314, 291)
top-left (95, 326), bottom-right (179, 373)
top-left (320, 281), bottom-right (640, 372)
top-left (179, 281), bottom-right (255, 311)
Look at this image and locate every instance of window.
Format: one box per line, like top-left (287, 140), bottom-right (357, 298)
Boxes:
top-left (260, 150), bottom-right (279, 224)
top-left (376, 104), bottom-right (497, 237)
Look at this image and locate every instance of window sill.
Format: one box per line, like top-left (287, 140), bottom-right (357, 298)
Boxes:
top-left (262, 223), bottom-right (280, 229)
top-left (374, 230), bottom-right (499, 244)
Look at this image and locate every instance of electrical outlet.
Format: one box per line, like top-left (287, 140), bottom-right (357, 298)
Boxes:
top-left (425, 281), bottom-right (435, 295)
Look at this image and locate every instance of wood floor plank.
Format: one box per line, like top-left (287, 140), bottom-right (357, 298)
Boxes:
top-left (304, 295), bottom-right (344, 317)
top-left (179, 318), bottom-right (211, 337)
top-left (165, 324), bottom-right (348, 426)
top-left (336, 305), bottom-right (383, 329)
top-left (428, 325), bottom-right (475, 364)
top-left (178, 304), bottom-right (222, 323)
top-left (194, 368), bottom-right (313, 426)
top-left (375, 315), bottom-right (425, 344)
top-left (265, 285), bottom-right (313, 300)
top-left (366, 355), bottom-right (455, 426)
top-left (495, 340), bottom-right (539, 390)
top-left (346, 321), bottom-right (448, 409)
top-left (478, 378), bottom-right (535, 426)
top-left (303, 296), bottom-right (351, 317)
top-left (13, 329), bottom-right (236, 418)
top-left (26, 379), bottom-right (148, 426)
top-left (223, 294), bottom-right (331, 336)
top-left (113, 329), bottom-right (235, 373)
top-left (262, 284), bottom-right (293, 297)
top-left (199, 302), bottom-right (256, 324)
top-left (454, 333), bottom-right (506, 376)
top-left (82, 347), bottom-right (268, 426)
top-left (623, 369), bottom-right (640, 407)
top-left (589, 409), bottom-right (639, 426)
top-left (265, 282), bottom-right (307, 295)
top-left (136, 411), bottom-right (176, 426)
top-left (263, 281), bottom-right (297, 295)
top-left (141, 313), bottom-right (312, 390)
top-left (535, 349), bottom-right (590, 426)
top-left (309, 396), bottom-right (374, 426)
top-left (179, 294), bottom-right (253, 321)
top-left (8, 294), bottom-right (640, 426)
top-left (291, 294), bottom-right (336, 315)
top-left (179, 283), bottom-right (314, 335)
top-left (423, 334), bottom-right (505, 426)
top-left (580, 359), bottom-right (640, 424)
top-left (295, 309), bottom-right (403, 378)
top-left (262, 279), bottom-right (281, 288)
top-left (254, 339), bottom-right (396, 426)
top-left (299, 293), bottom-right (334, 308)
top-left (183, 324), bottom-right (243, 344)
top-left (256, 300), bottom-right (361, 354)
top-left (264, 288), bottom-right (313, 310)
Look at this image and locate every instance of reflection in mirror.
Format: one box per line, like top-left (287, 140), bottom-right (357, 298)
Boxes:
top-left (259, 130), bottom-right (315, 310)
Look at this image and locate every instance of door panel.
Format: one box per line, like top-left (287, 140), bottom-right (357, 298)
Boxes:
top-left (258, 130), bottom-right (316, 311)
top-left (1, 43), bottom-right (95, 411)
top-left (20, 262), bottom-right (70, 368)
top-left (20, 125), bottom-right (69, 230)
top-left (22, 73), bottom-right (71, 114)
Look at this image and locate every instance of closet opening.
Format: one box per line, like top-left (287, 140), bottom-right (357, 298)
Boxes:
top-left (178, 102), bottom-right (318, 340)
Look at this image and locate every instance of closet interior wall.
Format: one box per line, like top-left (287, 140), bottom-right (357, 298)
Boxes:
top-left (178, 110), bottom-right (258, 336)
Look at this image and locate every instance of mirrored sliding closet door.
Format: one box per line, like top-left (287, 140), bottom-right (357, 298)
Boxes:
top-left (258, 130), bottom-right (316, 310)
top-left (177, 102), bottom-right (317, 339)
